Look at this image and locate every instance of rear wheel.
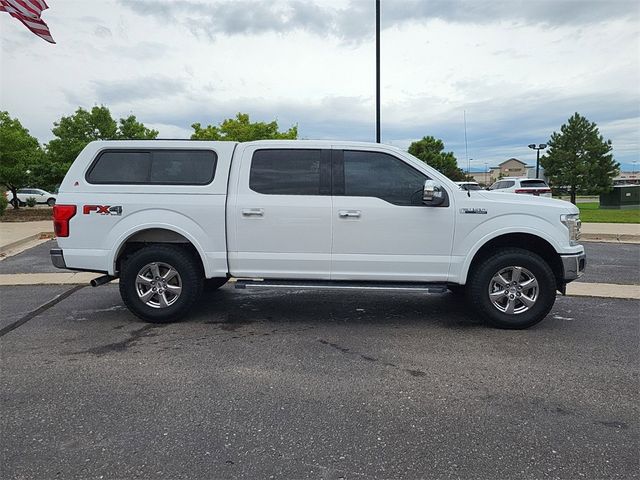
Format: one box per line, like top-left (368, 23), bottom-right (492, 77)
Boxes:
top-left (119, 244), bottom-right (203, 323)
top-left (467, 248), bottom-right (556, 329)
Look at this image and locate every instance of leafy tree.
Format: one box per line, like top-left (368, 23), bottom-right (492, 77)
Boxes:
top-left (191, 113), bottom-right (297, 141)
top-left (408, 136), bottom-right (468, 181)
top-left (0, 111), bottom-right (45, 209)
top-left (541, 113), bottom-right (619, 204)
top-left (46, 106), bottom-right (158, 187)
top-left (117, 115), bottom-right (159, 140)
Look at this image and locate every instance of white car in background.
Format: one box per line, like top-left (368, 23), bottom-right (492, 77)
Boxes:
top-left (5, 188), bottom-right (57, 206)
top-left (488, 177), bottom-right (552, 198)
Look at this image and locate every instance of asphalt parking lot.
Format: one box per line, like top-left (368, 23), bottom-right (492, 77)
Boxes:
top-left (1, 243), bottom-right (639, 479)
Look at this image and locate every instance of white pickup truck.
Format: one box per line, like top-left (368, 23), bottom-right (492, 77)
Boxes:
top-left (50, 140), bottom-right (585, 329)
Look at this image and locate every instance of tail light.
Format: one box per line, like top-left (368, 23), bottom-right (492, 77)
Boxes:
top-left (53, 205), bottom-right (76, 237)
top-left (515, 188), bottom-right (551, 194)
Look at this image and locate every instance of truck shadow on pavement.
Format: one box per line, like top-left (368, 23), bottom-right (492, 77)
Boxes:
top-left (190, 286), bottom-right (485, 330)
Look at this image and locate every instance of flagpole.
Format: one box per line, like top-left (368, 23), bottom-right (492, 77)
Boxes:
top-left (375, 0), bottom-right (381, 143)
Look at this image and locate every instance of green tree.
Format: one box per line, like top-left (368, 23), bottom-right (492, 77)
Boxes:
top-left (408, 136), bottom-right (468, 181)
top-left (46, 106), bottom-right (158, 186)
top-left (191, 113), bottom-right (297, 141)
top-left (0, 111), bottom-right (45, 209)
top-left (541, 113), bottom-right (619, 204)
top-left (117, 115), bottom-right (159, 140)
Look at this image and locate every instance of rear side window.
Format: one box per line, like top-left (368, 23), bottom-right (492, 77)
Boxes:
top-left (250, 149), bottom-right (323, 195)
top-left (87, 150), bottom-right (217, 185)
top-left (520, 180), bottom-right (548, 188)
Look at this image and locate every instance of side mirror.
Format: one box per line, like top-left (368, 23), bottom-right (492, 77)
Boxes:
top-left (422, 180), bottom-right (446, 206)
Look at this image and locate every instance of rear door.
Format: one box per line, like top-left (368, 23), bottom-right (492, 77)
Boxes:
top-left (330, 148), bottom-right (455, 282)
top-left (228, 146), bottom-right (332, 279)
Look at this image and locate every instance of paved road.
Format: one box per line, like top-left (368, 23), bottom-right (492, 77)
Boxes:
top-left (578, 242), bottom-right (640, 285)
top-left (1, 284), bottom-right (638, 479)
top-left (0, 240), bottom-right (59, 274)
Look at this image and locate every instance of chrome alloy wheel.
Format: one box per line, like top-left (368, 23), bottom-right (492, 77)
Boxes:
top-left (135, 262), bottom-right (182, 309)
top-left (488, 266), bottom-right (539, 315)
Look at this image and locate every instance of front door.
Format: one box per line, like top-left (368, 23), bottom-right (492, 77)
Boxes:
top-left (330, 149), bottom-right (455, 282)
top-left (229, 146), bottom-right (332, 279)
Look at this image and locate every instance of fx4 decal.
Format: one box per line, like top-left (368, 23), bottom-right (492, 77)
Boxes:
top-left (83, 205), bottom-right (123, 216)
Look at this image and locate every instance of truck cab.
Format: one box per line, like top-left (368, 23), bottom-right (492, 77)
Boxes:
top-left (51, 140), bottom-right (585, 329)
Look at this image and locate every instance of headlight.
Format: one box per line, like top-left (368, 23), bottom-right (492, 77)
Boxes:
top-left (560, 213), bottom-right (581, 246)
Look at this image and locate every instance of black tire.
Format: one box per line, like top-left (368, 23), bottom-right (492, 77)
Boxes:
top-left (47, 198), bottom-right (56, 206)
top-left (204, 277), bottom-right (228, 291)
top-left (448, 285), bottom-right (466, 296)
top-left (9, 198), bottom-right (17, 207)
top-left (119, 244), bottom-right (203, 323)
top-left (467, 248), bottom-right (556, 329)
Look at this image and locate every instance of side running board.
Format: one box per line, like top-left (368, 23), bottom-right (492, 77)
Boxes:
top-left (234, 279), bottom-right (448, 293)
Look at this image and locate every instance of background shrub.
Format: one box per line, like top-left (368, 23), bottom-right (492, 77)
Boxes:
top-left (0, 193), bottom-right (7, 216)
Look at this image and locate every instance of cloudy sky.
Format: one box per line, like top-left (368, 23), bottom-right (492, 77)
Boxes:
top-left (1, 0), bottom-right (639, 170)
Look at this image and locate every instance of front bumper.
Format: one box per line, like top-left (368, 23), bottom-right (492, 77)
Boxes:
top-left (50, 248), bottom-right (66, 269)
top-left (561, 251), bottom-right (586, 281)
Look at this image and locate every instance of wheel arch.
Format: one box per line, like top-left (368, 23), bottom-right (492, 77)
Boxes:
top-left (111, 226), bottom-right (208, 277)
top-left (462, 232), bottom-right (563, 289)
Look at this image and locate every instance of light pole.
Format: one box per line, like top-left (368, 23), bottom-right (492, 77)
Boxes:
top-left (528, 143), bottom-right (547, 179)
top-left (485, 162), bottom-right (488, 186)
top-left (375, 0), bottom-right (380, 143)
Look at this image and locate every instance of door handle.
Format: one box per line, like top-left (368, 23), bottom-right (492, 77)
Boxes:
top-left (242, 208), bottom-right (264, 217)
top-left (338, 210), bottom-right (361, 218)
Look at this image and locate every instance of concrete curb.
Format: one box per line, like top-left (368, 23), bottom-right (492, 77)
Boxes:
top-left (0, 233), bottom-right (44, 255)
top-left (581, 233), bottom-right (640, 243)
top-left (0, 272), bottom-right (104, 285)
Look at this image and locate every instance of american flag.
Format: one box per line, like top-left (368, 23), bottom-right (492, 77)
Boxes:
top-left (0, 0), bottom-right (55, 43)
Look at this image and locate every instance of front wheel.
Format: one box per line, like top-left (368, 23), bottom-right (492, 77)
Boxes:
top-left (47, 198), bottom-right (56, 206)
top-left (467, 248), bottom-right (557, 329)
top-left (119, 245), bottom-right (203, 323)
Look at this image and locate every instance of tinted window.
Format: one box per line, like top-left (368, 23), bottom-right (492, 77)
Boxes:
top-left (88, 151), bottom-right (151, 184)
top-left (150, 150), bottom-right (216, 184)
top-left (87, 150), bottom-right (216, 185)
top-left (520, 180), bottom-right (548, 188)
top-left (492, 181), bottom-right (515, 190)
top-left (250, 149), bottom-right (322, 195)
top-left (343, 151), bottom-right (426, 206)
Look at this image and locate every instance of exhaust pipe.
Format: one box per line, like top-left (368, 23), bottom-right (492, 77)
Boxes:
top-left (90, 275), bottom-right (116, 287)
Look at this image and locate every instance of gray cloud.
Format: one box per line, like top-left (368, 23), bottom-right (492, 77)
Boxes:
top-left (94, 25), bottom-right (113, 38)
top-left (92, 77), bottom-right (187, 104)
top-left (126, 86), bottom-right (637, 165)
top-left (118, 0), bottom-right (639, 41)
